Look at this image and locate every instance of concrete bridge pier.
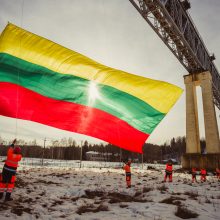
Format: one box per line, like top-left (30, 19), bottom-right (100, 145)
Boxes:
top-left (182, 71), bottom-right (220, 170)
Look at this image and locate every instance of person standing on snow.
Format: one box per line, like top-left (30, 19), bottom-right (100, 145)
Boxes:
top-left (123, 159), bottom-right (132, 188)
top-left (164, 160), bottom-right (173, 182)
top-left (191, 167), bottom-right (197, 183)
top-left (200, 168), bottom-right (207, 182)
top-left (0, 139), bottom-right (22, 201)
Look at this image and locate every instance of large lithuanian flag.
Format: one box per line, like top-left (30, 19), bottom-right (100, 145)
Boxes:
top-left (0, 23), bottom-right (182, 153)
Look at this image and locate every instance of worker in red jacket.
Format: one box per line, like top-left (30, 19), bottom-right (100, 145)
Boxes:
top-left (0, 140), bottom-right (22, 201)
top-left (123, 159), bottom-right (132, 188)
top-left (164, 160), bottom-right (173, 182)
top-left (200, 168), bottom-right (207, 182)
top-left (192, 167), bottom-right (197, 183)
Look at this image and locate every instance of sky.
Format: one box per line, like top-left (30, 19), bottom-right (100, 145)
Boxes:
top-left (0, 0), bottom-right (220, 146)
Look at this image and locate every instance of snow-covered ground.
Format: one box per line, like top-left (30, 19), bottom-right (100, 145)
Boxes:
top-left (0, 162), bottom-right (219, 220)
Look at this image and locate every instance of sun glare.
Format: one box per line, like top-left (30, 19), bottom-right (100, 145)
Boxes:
top-left (88, 81), bottom-right (101, 105)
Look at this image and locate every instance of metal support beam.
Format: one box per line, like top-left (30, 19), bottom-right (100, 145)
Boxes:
top-left (129, 0), bottom-right (220, 110)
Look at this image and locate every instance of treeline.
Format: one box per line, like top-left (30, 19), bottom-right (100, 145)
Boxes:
top-left (0, 136), bottom-right (206, 162)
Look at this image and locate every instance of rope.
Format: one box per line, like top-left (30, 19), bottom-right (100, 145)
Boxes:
top-left (15, 0), bottom-right (25, 137)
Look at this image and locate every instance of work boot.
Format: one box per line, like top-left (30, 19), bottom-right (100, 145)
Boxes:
top-left (0, 192), bottom-right (3, 199)
top-left (5, 192), bottom-right (13, 201)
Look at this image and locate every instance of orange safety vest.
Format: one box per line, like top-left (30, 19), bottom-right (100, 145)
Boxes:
top-left (201, 169), bottom-right (206, 175)
top-left (166, 164), bottom-right (173, 172)
top-left (123, 164), bottom-right (131, 173)
top-left (5, 147), bottom-right (22, 168)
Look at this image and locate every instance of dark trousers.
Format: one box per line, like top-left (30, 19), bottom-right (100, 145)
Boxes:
top-left (0, 166), bottom-right (16, 195)
top-left (164, 171), bottom-right (172, 182)
top-left (192, 174), bottom-right (197, 182)
top-left (126, 173), bottom-right (131, 187)
top-left (2, 167), bottom-right (15, 183)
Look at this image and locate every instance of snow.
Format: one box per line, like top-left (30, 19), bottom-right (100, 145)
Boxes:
top-left (0, 161), bottom-right (219, 220)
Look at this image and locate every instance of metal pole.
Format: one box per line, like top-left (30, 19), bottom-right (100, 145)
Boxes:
top-left (41, 138), bottom-right (46, 166)
top-left (80, 141), bottom-right (83, 168)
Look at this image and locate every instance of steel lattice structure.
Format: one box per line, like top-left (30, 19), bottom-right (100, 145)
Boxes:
top-left (129, 0), bottom-right (220, 110)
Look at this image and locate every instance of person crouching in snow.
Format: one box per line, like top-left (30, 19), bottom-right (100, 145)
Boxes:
top-left (191, 167), bottom-right (197, 183)
top-left (200, 168), bottom-right (207, 182)
top-left (123, 159), bottom-right (132, 188)
top-left (0, 140), bottom-right (22, 201)
top-left (164, 160), bottom-right (173, 182)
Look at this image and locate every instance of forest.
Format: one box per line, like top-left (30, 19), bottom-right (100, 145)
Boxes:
top-left (0, 136), bottom-right (206, 163)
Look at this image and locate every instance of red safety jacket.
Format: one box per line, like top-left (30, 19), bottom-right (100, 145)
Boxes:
top-left (5, 147), bottom-right (22, 169)
top-left (192, 168), bottom-right (196, 174)
top-left (123, 164), bottom-right (131, 175)
top-left (166, 164), bottom-right (173, 173)
top-left (201, 169), bottom-right (207, 175)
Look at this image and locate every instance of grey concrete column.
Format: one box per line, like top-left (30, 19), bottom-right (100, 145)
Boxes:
top-left (184, 75), bottom-right (201, 153)
top-left (199, 72), bottom-right (220, 153)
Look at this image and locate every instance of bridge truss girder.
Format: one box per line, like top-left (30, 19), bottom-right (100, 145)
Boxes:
top-left (129, 0), bottom-right (220, 110)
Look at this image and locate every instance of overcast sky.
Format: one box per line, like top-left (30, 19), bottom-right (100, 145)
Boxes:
top-left (0, 0), bottom-right (220, 146)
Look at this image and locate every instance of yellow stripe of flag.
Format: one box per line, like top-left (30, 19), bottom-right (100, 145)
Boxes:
top-left (0, 23), bottom-right (182, 113)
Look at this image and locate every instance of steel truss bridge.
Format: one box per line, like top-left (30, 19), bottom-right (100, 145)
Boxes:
top-left (129, 0), bottom-right (220, 110)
